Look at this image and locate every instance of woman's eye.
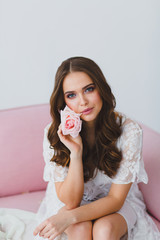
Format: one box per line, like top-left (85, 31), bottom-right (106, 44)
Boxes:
top-left (67, 93), bottom-right (76, 99)
top-left (85, 86), bottom-right (95, 93)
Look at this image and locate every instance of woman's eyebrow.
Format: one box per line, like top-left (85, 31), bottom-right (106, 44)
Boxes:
top-left (82, 83), bottom-right (95, 90)
top-left (64, 90), bottom-right (75, 95)
top-left (64, 83), bottom-right (95, 95)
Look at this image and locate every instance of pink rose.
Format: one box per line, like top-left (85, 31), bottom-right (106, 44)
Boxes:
top-left (60, 106), bottom-right (82, 138)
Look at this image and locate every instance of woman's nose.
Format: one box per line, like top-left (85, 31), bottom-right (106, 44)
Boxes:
top-left (79, 94), bottom-right (88, 106)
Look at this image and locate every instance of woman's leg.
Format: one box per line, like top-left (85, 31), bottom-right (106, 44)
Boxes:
top-left (93, 213), bottom-right (127, 240)
top-left (64, 220), bottom-right (92, 240)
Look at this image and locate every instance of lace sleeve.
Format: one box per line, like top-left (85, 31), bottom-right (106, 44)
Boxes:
top-left (112, 119), bottom-right (148, 184)
top-left (43, 123), bottom-right (68, 182)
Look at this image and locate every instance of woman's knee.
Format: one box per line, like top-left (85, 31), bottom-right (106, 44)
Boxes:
top-left (93, 219), bottom-right (116, 240)
top-left (66, 221), bottom-right (92, 238)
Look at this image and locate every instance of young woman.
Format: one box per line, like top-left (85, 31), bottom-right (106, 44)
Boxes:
top-left (33, 57), bottom-right (159, 240)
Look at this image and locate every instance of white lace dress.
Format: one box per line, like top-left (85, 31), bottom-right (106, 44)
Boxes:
top-left (34, 115), bottom-right (160, 240)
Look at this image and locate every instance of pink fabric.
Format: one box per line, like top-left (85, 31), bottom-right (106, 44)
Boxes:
top-left (0, 190), bottom-right (45, 212)
top-left (139, 123), bottom-right (160, 222)
top-left (0, 104), bottom-right (51, 197)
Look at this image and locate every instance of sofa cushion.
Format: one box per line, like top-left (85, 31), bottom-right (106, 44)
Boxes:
top-left (0, 190), bottom-right (45, 213)
top-left (0, 104), bottom-right (51, 197)
top-left (139, 123), bottom-right (160, 222)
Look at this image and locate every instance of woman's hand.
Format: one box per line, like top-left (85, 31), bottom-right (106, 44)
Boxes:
top-left (33, 207), bottom-right (75, 240)
top-left (57, 124), bottom-right (83, 156)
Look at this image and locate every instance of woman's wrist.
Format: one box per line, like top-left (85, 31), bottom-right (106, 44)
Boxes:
top-left (70, 149), bottom-right (82, 160)
top-left (67, 209), bottom-right (78, 225)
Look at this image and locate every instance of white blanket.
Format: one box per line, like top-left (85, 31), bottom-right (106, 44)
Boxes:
top-left (0, 208), bottom-right (36, 240)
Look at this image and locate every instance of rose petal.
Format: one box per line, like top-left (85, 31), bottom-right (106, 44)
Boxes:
top-left (60, 106), bottom-right (82, 138)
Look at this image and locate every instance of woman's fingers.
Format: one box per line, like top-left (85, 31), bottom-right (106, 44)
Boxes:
top-left (57, 124), bottom-right (68, 142)
top-left (39, 224), bottom-right (52, 237)
top-left (57, 124), bottom-right (62, 136)
top-left (33, 218), bottom-right (55, 236)
top-left (34, 210), bottom-right (73, 239)
top-left (33, 221), bottom-right (46, 236)
top-left (37, 219), bottom-right (62, 240)
top-left (43, 228), bottom-right (58, 239)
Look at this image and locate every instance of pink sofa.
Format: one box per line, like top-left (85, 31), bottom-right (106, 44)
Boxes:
top-left (0, 104), bottom-right (160, 231)
top-left (0, 104), bottom-right (50, 212)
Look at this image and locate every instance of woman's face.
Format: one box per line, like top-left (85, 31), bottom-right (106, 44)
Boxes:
top-left (62, 71), bottom-right (103, 124)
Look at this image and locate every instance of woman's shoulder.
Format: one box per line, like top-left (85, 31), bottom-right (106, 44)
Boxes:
top-left (113, 113), bottom-right (148, 184)
top-left (116, 112), bottom-right (142, 134)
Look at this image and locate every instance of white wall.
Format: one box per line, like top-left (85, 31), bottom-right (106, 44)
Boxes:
top-left (0, 0), bottom-right (160, 133)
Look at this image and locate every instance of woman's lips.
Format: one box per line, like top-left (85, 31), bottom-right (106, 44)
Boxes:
top-left (82, 108), bottom-right (93, 115)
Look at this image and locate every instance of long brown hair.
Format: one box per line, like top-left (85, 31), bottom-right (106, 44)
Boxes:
top-left (48, 56), bottom-right (122, 182)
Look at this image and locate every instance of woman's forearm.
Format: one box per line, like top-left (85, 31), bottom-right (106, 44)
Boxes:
top-left (69, 195), bottom-right (123, 224)
top-left (69, 182), bottom-right (132, 224)
top-left (57, 152), bottom-right (84, 209)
